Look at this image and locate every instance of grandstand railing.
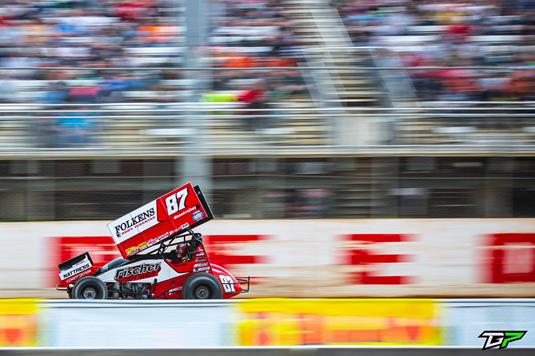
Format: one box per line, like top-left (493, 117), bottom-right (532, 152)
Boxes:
top-left (0, 103), bottom-right (534, 152)
top-left (0, 66), bottom-right (534, 155)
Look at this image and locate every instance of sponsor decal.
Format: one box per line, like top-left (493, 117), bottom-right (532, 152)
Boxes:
top-left (192, 210), bottom-right (205, 222)
top-left (125, 240), bottom-right (156, 257)
top-left (180, 223), bottom-right (190, 230)
top-left (193, 245), bottom-right (208, 271)
top-left (193, 253), bottom-right (208, 271)
top-left (115, 262), bottom-right (161, 282)
top-left (168, 286), bottom-right (183, 294)
top-left (60, 262), bottom-right (91, 280)
top-left (173, 206), bottom-right (197, 220)
top-left (479, 331), bottom-right (527, 350)
top-left (59, 256), bottom-right (92, 281)
top-left (108, 201), bottom-right (158, 244)
top-left (238, 299), bottom-right (442, 346)
top-left (113, 207), bottom-right (155, 238)
top-left (64, 268), bottom-right (93, 285)
top-left (147, 233), bottom-right (171, 247)
top-left (125, 246), bottom-right (138, 256)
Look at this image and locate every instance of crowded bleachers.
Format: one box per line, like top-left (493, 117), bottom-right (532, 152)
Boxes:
top-left (207, 0), bottom-right (325, 145)
top-left (336, 0), bottom-right (535, 102)
top-left (0, 0), bottom-right (534, 148)
top-left (0, 0), bottom-right (332, 148)
top-left (0, 0), bottom-right (185, 104)
top-left (0, 0), bottom-right (314, 106)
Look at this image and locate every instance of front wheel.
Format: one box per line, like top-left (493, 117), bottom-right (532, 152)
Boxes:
top-left (182, 273), bottom-right (222, 299)
top-left (72, 277), bottom-right (108, 300)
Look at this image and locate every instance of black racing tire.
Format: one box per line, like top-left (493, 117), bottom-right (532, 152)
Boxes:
top-left (72, 276), bottom-right (108, 300)
top-left (182, 273), bottom-right (223, 300)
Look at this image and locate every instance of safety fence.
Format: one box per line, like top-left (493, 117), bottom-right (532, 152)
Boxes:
top-left (0, 298), bottom-right (534, 348)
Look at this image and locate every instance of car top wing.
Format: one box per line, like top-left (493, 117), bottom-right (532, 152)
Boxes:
top-left (108, 183), bottom-right (213, 258)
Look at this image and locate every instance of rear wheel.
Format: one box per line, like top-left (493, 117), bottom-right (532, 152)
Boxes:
top-left (182, 273), bottom-right (222, 299)
top-left (72, 277), bottom-right (108, 300)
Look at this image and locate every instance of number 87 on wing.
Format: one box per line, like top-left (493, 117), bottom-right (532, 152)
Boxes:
top-left (164, 186), bottom-right (189, 215)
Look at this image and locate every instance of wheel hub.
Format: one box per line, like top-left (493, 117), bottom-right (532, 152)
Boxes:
top-left (195, 285), bottom-right (210, 299)
top-left (82, 286), bottom-right (97, 299)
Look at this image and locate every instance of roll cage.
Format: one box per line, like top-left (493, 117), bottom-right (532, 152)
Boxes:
top-left (139, 228), bottom-right (204, 262)
top-left (94, 229), bottom-right (203, 277)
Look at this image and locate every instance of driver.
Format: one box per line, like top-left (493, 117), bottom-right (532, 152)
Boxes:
top-left (164, 244), bottom-right (188, 263)
top-left (176, 244), bottom-right (187, 261)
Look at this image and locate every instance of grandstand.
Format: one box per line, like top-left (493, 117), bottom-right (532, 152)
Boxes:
top-left (0, 0), bottom-right (533, 220)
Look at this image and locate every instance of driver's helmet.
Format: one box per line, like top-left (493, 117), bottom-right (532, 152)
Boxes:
top-left (176, 244), bottom-right (187, 258)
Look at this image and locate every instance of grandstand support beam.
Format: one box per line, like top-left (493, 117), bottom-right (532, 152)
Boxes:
top-left (182, 0), bottom-right (212, 199)
top-left (297, 2), bottom-right (382, 146)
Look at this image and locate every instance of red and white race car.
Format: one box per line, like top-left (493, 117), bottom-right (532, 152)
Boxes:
top-left (57, 184), bottom-right (249, 300)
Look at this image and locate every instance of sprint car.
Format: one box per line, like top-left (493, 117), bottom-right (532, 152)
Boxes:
top-left (57, 184), bottom-right (249, 299)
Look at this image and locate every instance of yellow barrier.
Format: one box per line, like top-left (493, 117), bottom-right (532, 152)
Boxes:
top-left (237, 299), bottom-right (442, 346)
top-left (0, 299), bottom-right (39, 347)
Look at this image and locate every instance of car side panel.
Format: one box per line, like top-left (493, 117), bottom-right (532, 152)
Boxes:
top-left (211, 263), bottom-right (243, 298)
top-left (96, 258), bottom-right (187, 284)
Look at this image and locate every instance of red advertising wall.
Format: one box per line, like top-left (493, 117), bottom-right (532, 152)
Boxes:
top-left (44, 219), bottom-right (535, 297)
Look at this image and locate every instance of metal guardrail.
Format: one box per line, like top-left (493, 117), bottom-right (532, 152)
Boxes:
top-left (0, 103), bottom-right (534, 154)
top-left (0, 145), bottom-right (534, 159)
top-left (0, 103), bottom-right (331, 150)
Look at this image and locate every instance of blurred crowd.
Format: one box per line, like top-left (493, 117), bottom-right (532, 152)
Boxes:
top-left (211, 1), bottom-right (300, 70)
top-left (0, 0), bottom-right (308, 105)
top-left (2, 0), bottom-right (533, 106)
top-left (203, 0), bottom-right (310, 131)
top-left (0, 0), bottom-right (312, 145)
top-left (0, 0), bottom-right (184, 105)
top-left (0, 0), bottom-right (534, 148)
top-left (337, 0), bottom-right (535, 101)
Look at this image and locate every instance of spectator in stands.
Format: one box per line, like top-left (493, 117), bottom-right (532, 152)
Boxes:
top-left (54, 107), bottom-right (96, 148)
top-left (68, 82), bottom-right (101, 104)
top-left (238, 79), bottom-right (267, 131)
top-left (41, 81), bottom-right (68, 104)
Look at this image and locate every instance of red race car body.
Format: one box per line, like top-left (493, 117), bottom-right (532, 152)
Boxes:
top-left (57, 184), bottom-right (249, 300)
